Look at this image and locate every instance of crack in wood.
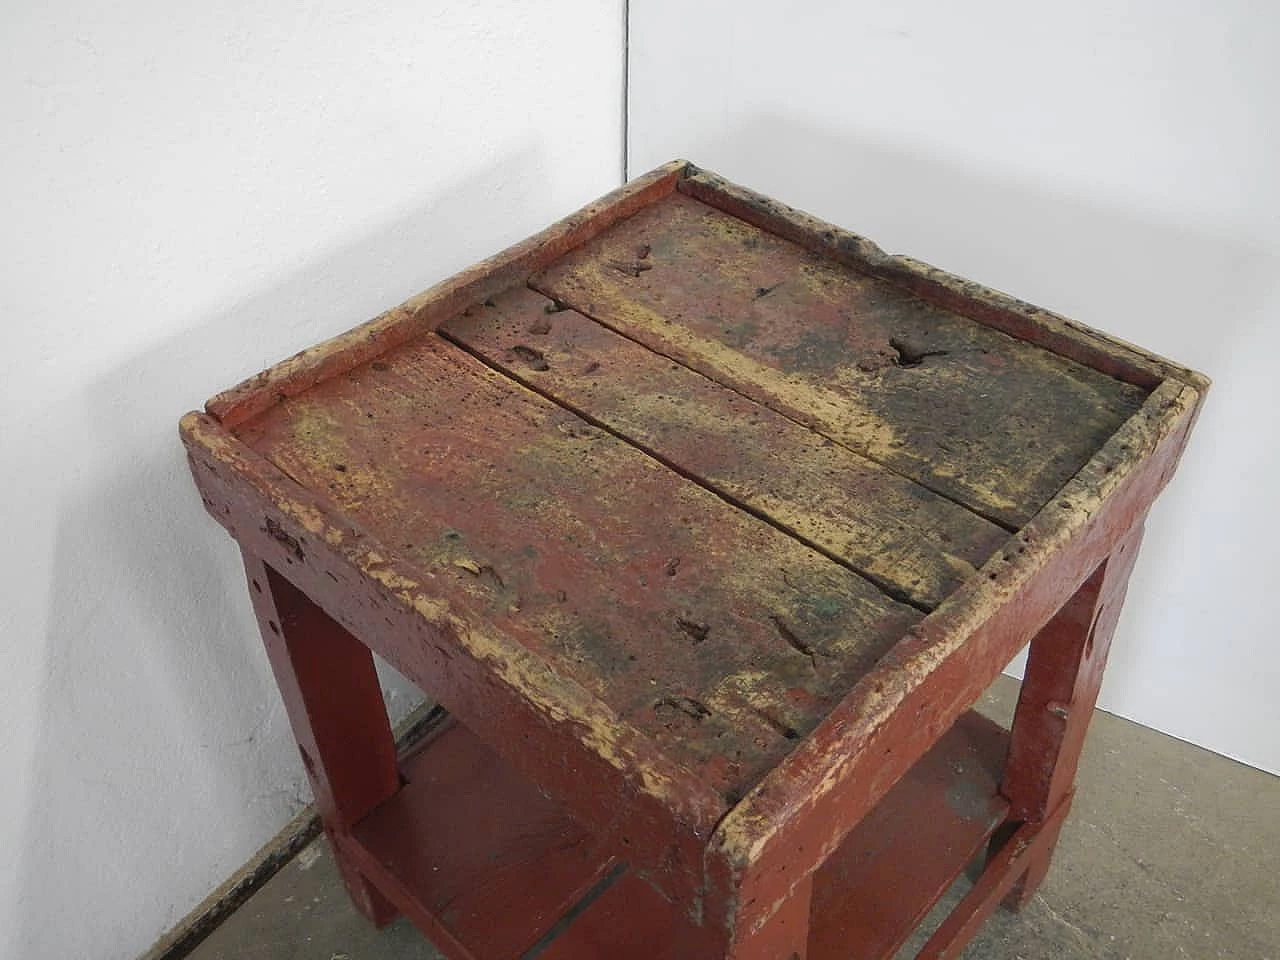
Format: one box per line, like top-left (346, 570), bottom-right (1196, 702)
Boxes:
top-left (769, 615), bottom-right (816, 666)
top-left (607, 258), bottom-right (654, 278)
top-left (676, 616), bottom-right (710, 644)
top-left (888, 336), bottom-right (950, 367)
top-left (654, 695), bottom-right (712, 722)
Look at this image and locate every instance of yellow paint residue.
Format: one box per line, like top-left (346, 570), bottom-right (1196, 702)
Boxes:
top-left (565, 261), bottom-right (903, 462)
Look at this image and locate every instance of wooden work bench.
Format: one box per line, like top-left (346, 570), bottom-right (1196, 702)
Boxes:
top-left (180, 161), bottom-right (1208, 959)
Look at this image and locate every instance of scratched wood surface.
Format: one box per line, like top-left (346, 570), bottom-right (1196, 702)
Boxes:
top-left (441, 286), bottom-right (1010, 611)
top-left (232, 335), bottom-right (920, 802)
top-left (531, 191), bottom-right (1149, 528)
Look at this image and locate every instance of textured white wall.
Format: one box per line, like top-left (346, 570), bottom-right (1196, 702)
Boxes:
top-left (0, 3), bottom-right (622, 957)
top-left (629, 1), bottom-right (1280, 774)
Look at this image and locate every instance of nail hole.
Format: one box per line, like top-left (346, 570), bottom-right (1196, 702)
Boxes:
top-left (889, 336), bottom-right (949, 367)
top-left (676, 617), bottom-right (709, 644)
top-left (511, 344), bottom-right (550, 371)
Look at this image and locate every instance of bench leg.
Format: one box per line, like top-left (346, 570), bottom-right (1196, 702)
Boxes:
top-left (242, 551), bottom-right (402, 926)
top-left (996, 524), bottom-right (1145, 908)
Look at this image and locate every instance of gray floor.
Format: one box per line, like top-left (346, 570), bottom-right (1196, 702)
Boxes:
top-left (187, 677), bottom-right (1279, 960)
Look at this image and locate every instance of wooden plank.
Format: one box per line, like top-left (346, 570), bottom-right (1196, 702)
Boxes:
top-left (530, 191), bottom-right (1149, 527)
top-left (348, 719), bottom-right (616, 960)
top-left (441, 286), bottom-right (1010, 611)
top-left (229, 333), bottom-right (921, 807)
top-left (915, 796), bottom-right (1074, 960)
top-left (808, 710), bottom-right (1010, 960)
top-left (678, 166), bottom-right (1209, 393)
top-left (206, 160), bottom-right (690, 428)
top-left (536, 872), bottom-right (726, 960)
top-left (700, 378), bottom-right (1202, 942)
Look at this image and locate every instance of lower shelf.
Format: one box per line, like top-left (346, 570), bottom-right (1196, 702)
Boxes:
top-left (347, 709), bottom-right (1010, 960)
top-left (808, 709), bottom-right (1011, 960)
top-left (347, 718), bottom-right (617, 960)
top-left (538, 711), bottom-right (1011, 960)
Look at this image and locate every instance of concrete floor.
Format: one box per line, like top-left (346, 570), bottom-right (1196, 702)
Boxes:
top-left (187, 677), bottom-right (1279, 960)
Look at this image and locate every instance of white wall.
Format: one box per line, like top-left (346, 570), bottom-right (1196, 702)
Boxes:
top-left (0, 3), bottom-right (623, 957)
top-left (630, 1), bottom-right (1279, 774)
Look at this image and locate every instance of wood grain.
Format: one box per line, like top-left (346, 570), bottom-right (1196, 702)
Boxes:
top-left (678, 166), bottom-right (1208, 394)
top-left (703, 379), bottom-right (1200, 941)
top-left (442, 285), bottom-right (1010, 610)
top-left (531, 191), bottom-right (1149, 527)
top-left (231, 333), bottom-right (920, 803)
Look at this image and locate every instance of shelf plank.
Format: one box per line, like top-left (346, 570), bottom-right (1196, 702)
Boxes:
top-left (531, 190), bottom-right (1147, 527)
top-left (348, 719), bottom-right (617, 960)
top-left (808, 710), bottom-right (1011, 960)
top-left (536, 870), bottom-right (725, 960)
top-left (535, 710), bottom-right (1010, 959)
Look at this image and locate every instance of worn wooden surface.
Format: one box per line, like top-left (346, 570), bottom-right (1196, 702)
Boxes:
top-left (182, 161), bottom-right (1210, 959)
top-left (183, 409), bottom-right (721, 914)
top-left (442, 286), bottom-right (1009, 611)
top-left (702, 380), bottom-right (1200, 946)
top-left (532, 190), bottom-right (1148, 528)
top-left (231, 333), bottom-right (919, 805)
top-left (677, 167), bottom-right (1209, 393)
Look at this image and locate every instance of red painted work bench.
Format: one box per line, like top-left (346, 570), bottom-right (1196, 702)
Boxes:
top-left (181, 161), bottom-right (1208, 959)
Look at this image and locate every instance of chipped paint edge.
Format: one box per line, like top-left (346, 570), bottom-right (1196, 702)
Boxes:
top-left (678, 165), bottom-right (1211, 395)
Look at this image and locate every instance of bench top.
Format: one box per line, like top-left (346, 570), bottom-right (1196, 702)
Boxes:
top-left (182, 161), bottom-right (1206, 856)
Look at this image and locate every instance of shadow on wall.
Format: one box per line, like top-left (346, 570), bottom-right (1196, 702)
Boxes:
top-left (14, 143), bottom-right (552, 960)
